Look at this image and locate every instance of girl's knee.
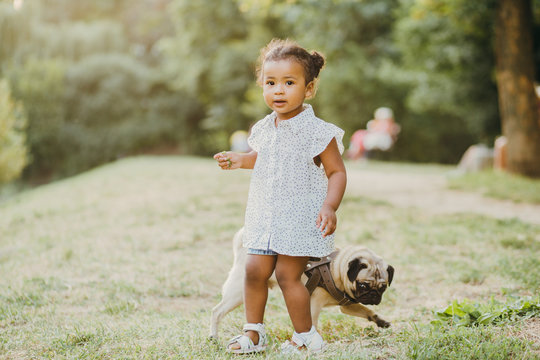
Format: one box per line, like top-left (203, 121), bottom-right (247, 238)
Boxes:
top-left (275, 257), bottom-right (308, 287)
top-left (275, 269), bottom-right (301, 289)
top-left (245, 260), bottom-right (273, 284)
top-left (245, 269), bottom-right (267, 285)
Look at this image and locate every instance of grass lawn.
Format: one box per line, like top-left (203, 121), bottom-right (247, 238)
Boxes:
top-left (447, 170), bottom-right (540, 204)
top-left (0, 156), bottom-right (539, 359)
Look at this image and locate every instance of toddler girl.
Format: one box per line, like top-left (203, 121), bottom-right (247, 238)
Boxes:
top-left (214, 38), bottom-right (346, 354)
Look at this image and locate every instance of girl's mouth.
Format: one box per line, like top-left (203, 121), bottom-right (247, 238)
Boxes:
top-left (274, 100), bottom-right (286, 106)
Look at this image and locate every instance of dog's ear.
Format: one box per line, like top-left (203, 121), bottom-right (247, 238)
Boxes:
top-left (347, 258), bottom-right (367, 282)
top-left (386, 265), bottom-right (394, 286)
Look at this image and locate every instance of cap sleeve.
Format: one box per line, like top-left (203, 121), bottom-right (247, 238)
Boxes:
top-left (247, 118), bottom-right (268, 152)
top-left (311, 122), bottom-right (345, 158)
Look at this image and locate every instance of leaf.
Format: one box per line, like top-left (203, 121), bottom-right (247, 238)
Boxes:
top-left (432, 295), bottom-right (540, 328)
top-left (477, 312), bottom-right (499, 325)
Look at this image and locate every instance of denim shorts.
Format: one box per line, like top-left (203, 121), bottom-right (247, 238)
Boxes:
top-left (247, 248), bottom-right (278, 256)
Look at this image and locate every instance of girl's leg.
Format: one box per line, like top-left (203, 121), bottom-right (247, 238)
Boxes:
top-left (229, 254), bottom-right (276, 349)
top-left (275, 255), bottom-right (312, 334)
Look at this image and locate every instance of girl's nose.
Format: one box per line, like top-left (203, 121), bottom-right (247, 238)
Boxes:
top-left (274, 85), bottom-right (284, 94)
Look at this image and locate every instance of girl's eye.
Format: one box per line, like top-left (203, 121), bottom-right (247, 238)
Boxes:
top-left (266, 81), bottom-right (274, 86)
top-left (286, 81), bottom-right (294, 85)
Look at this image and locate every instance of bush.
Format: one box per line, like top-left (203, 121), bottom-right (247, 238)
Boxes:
top-left (60, 53), bottom-right (204, 175)
top-left (7, 54), bottom-right (204, 179)
top-left (8, 58), bottom-right (67, 178)
top-left (0, 79), bottom-right (28, 184)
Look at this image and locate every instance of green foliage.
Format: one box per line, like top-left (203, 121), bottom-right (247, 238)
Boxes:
top-left (0, 79), bottom-right (28, 184)
top-left (412, 296), bottom-right (540, 359)
top-left (390, 0), bottom-right (500, 162)
top-left (275, 0), bottom-right (402, 134)
top-left (0, 2), bottom-right (32, 71)
top-left (2, 2), bottom-right (128, 66)
top-left (60, 53), bottom-right (204, 175)
top-left (33, 0), bottom-right (130, 22)
top-left (27, 21), bottom-right (128, 62)
top-left (8, 58), bottom-right (67, 177)
top-left (433, 296), bottom-right (540, 327)
top-left (2, 0), bottom-right (207, 178)
top-left (0, 0), bottom-right (535, 179)
top-left (64, 53), bottom-right (153, 128)
top-left (7, 54), bottom-right (205, 178)
top-left (159, 0), bottom-right (254, 154)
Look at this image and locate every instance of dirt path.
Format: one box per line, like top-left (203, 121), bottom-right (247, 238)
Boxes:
top-left (347, 167), bottom-right (540, 225)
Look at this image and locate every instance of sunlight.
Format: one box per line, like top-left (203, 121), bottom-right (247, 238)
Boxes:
top-left (13, 0), bottom-right (23, 10)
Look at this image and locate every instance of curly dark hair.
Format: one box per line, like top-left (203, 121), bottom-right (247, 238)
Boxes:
top-left (256, 38), bottom-right (326, 95)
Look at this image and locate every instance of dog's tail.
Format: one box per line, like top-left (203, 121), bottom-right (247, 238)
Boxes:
top-left (232, 227), bottom-right (246, 259)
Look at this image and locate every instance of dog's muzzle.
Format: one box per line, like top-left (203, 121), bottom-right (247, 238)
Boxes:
top-left (353, 284), bottom-right (386, 305)
top-left (357, 292), bottom-right (382, 305)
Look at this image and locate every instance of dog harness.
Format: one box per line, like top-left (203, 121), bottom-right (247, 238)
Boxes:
top-left (304, 250), bottom-right (358, 306)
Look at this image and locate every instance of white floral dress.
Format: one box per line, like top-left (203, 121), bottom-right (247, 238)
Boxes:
top-left (244, 104), bottom-right (345, 257)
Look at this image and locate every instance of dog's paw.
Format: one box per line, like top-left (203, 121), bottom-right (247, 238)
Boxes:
top-left (207, 335), bottom-right (219, 344)
top-left (370, 314), bottom-right (391, 328)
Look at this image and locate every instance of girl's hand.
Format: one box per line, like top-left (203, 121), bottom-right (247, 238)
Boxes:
top-left (213, 151), bottom-right (241, 170)
top-left (316, 204), bottom-right (337, 238)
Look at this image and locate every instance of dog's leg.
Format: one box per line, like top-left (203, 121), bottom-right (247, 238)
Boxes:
top-left (210, 229), bottom-right (248, 339)
top-left (209, 263), bottom-right (245, 339)
top-left (309, 290), bottom-right (326, 330)
top-left (310, 305), bottom-right (323, 330)
top-left (339, 304), bottom-right (391, 328)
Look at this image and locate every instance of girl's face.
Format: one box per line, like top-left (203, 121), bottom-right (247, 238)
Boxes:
top-left (262, 59), bottom-right (314, 121)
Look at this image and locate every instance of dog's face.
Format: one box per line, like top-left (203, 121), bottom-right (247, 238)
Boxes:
top-left (342, 248), bottom-right (394, 305)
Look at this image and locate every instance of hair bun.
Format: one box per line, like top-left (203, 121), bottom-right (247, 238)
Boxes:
top-left (310, 51), bottom-right (325, 78)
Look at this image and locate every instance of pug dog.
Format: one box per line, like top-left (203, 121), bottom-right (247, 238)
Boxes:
top-left (209, 228), bottom-right (394, 339)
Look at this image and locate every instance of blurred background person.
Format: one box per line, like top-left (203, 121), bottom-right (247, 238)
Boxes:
top-left (230, 130), bottom-right (251, 153)
top-left (363, 107), bottom-right (400, 153)
top-left (347, 107), bottom-right (400, 160)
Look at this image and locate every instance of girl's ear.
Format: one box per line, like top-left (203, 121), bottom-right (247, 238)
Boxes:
top-left (305, 81), bottom-right (315, 99)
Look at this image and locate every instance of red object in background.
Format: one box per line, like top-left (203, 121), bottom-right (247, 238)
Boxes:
top-left (347, 129), bottom-right (368, 160)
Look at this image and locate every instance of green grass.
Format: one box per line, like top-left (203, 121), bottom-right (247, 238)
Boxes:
top-left (448, 170), bottom-right (540, 204)
top-left (0, 156), bottom-right (539, 359)
top-left (405, 324), bottom-right (536, 360)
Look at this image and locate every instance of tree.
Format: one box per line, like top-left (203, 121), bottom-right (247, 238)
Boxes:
top-left (494, 0), bottom-right (540, 177)
top-left (8, 59), bottom-right (67, 178)
top-left (390, 0), bottom-right (500, 163)
top-left (235, 0), bottom-right (410, 158)
top-left (61, 53), bottom-right (203, 175)
top-left (0, 79), bottom-right (28, 184)
top-left (0, 1), bottom-right (33, 74)
top-left (282, 0), bottom-right (401, 135)
top-left (158, 0), bottom-right (254, 152)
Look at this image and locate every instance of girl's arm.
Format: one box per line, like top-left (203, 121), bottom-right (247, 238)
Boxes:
top-left (213, 150), bottom-right (258, 170)
top-left (317, 138), bottom-right (347, 237)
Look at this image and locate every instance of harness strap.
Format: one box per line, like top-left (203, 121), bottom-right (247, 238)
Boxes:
top-left (304, 250), bottom-right (356, 306)
top-left (304, 252), bottom-right (334, 295)
top-left (304, 268), bottom-right (321, 295)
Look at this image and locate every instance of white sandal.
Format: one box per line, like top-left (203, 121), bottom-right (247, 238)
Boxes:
top-left (281, 326), bottom-right (325, 354)
top-left (226, 323), bottom-right (268, 354)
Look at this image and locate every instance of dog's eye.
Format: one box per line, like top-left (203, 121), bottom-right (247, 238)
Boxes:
top-left (358, 282), bottom-right (368, 289)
